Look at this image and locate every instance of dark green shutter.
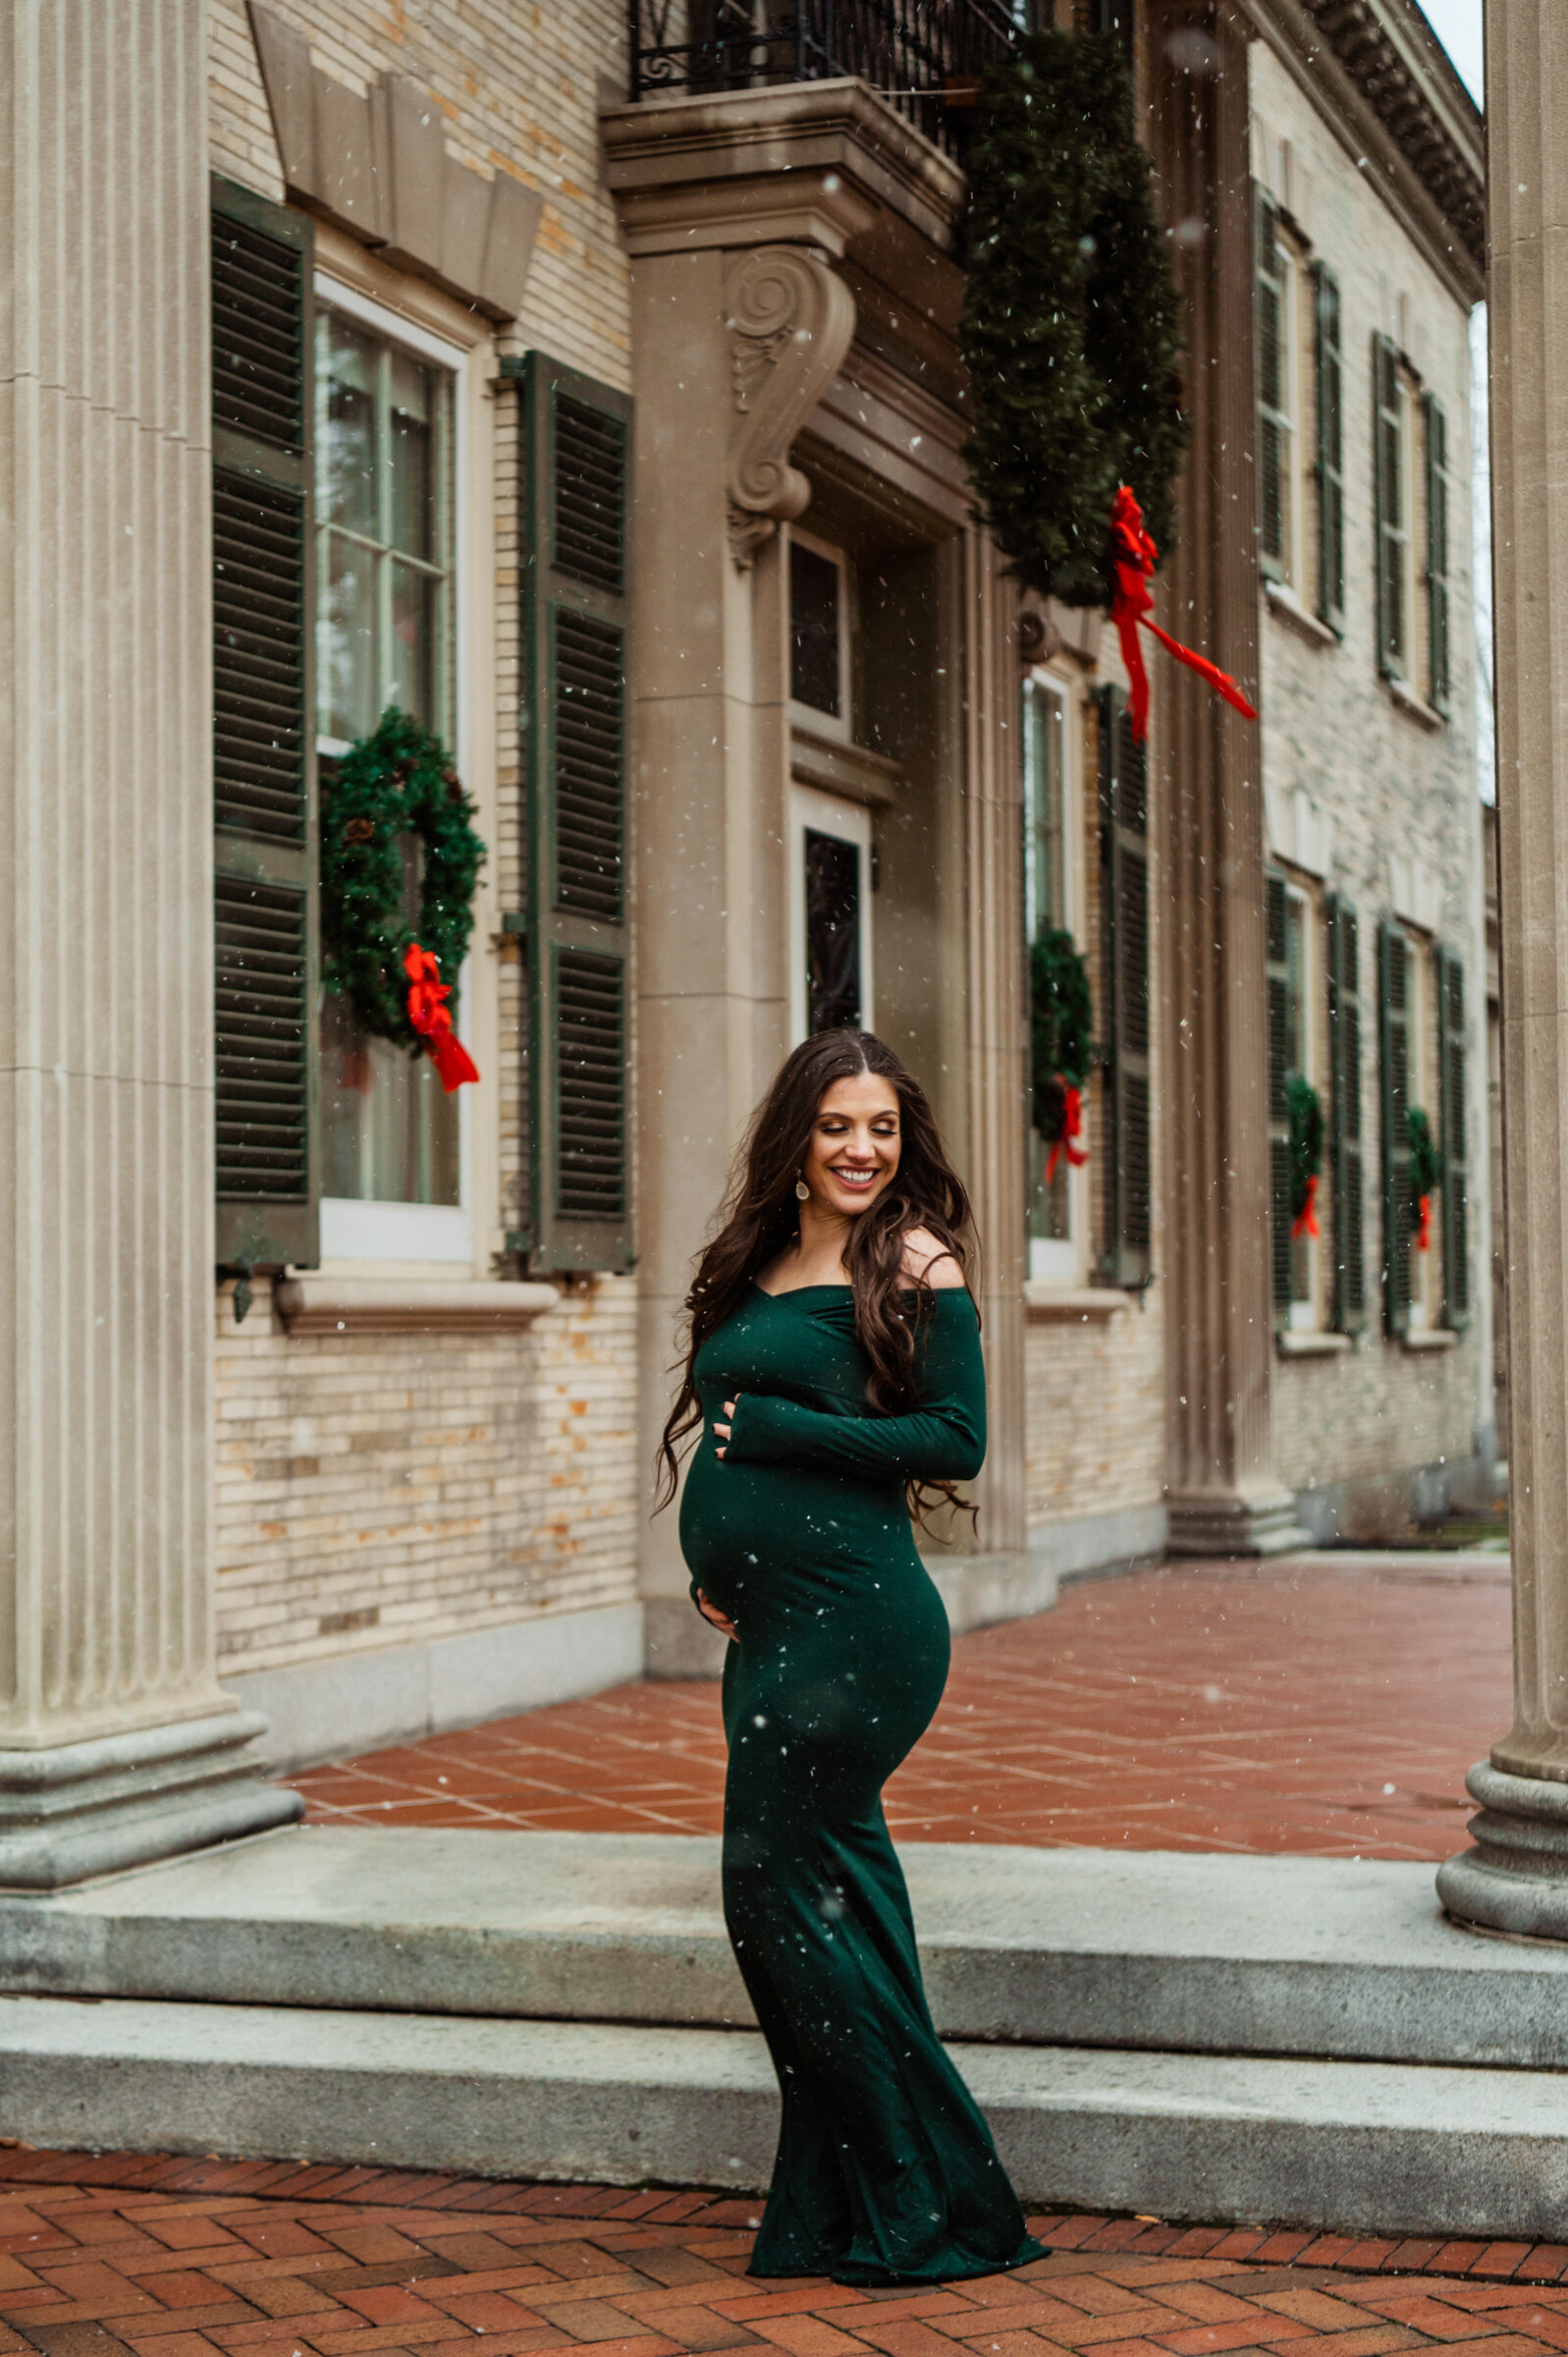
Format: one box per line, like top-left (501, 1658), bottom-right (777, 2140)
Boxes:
top-left (211, 176), bottom-right (319, 1271)
top-left (1437, 946), bottom-right (1469, 1327)
top-left (1097, 687), bottom-right (1151, 1288)
top-left (1426, 393), bottom-right (1451, 716)
top-left (1373, 334), bottom-right (1405, 682)
top-left (1379, 918), bottom-right (1413, 1337)
top-left (1266, 870), bottom-right (1293, 1319)
top-left (1326, 894), bottom-right (1364, 1329)
top-left (1256, 191), bottom-right (1287, 582)
top-left (518, 353), bottom-right (634, 1274)
top-left (1314, 263), bottom-right (1344, 632)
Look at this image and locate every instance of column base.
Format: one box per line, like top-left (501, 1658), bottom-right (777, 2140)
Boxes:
top-left (1437, 1762), bottom-right (1568, 1943)
top-left (1165, 1488), bottom-right (1315, 1558)
top-left (0, 1710), bottom-right (303, 1891)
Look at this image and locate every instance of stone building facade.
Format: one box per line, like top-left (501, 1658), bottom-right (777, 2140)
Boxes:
top-left (0, 0), bottom-right (1489, 1883)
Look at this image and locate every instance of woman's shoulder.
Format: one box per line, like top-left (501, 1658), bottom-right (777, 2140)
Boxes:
top-left (898, 1227), bottom-right (967, 1290)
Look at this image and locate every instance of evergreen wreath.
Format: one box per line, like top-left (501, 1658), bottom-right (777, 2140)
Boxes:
top-left (1287, 1074), bottom-right (1325, 1223)
top-left (960, 28), bottom-right (1189, 607)
top-left (320, 706), bottom-right (487, 1050)
top-left (1029, 926), bottom-right (1096, 1149)
top-left (1407, 1106), bottom-right (1444, 1207)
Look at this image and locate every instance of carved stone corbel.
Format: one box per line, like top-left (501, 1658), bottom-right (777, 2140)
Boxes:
top-left (724, 245), bottom-right (855, 569)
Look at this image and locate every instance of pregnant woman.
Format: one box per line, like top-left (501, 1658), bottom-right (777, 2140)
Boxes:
top-left (658, 1028), bottom-right (1041, 2288)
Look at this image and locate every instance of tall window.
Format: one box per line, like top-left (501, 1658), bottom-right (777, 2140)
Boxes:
top-left (1023, 677), bottom-right (1073, 1274)
top-left (1374, 334), bottom-right (1451, 713)
top-left (314, 295), bottom-right (462, 1229)
top-left (1257, 191), bottom-right (1344, 631)
top-left (789, 533), bottom-right (850, 739)
top-left (1267, 877), bottom-right (1321, 1327)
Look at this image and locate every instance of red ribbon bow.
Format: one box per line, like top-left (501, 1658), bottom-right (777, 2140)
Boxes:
top-left (404, 942), bottom-right (480, 1093)
top-left (1046, 1082), bottom-right (1089, 1183)
top-left (1415, 1191), bottom-right (1433, 1251)
top-left (1108, 484), bottom-right (1260, 745)
top-left (1291, 1172), bottom-right (1320, 1241)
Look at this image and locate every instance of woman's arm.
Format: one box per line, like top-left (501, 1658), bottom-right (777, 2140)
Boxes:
top-left (721, 1290), bottom-right (986, 1483)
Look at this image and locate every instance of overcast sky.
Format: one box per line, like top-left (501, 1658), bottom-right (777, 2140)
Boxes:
top-left (1417, 0), bottom-right (1484, 105)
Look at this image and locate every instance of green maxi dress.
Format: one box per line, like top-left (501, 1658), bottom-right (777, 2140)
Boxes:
top-left (679, 1281), bottom-right (1041, 2287)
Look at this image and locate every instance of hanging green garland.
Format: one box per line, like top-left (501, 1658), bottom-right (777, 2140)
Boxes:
top-left (960, 28), bottom-right (1189, 608)
top-left (1287, 1074), bottom-right (1325, 1235)
top-left (1030, 926), bottom-right (1096, 1171)
top-left (1408, 1106), bottom-right (1444, 1251)
top-left (320, 707), bottom-right (487, 1054)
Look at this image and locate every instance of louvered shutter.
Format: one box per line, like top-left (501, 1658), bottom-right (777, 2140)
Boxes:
top-left (1266, 870), bottom-right (1293, 1320)
top-left (517, 353), bottom-right (634, 1273)
top-left (1326, 893), bottom-right (1365, 1329)
top-left (1314, 264), bottom-right (1344, 633)
top-left (1096, 687), bottom-right (1151, 1288)
top-left (210, 177), bottom-right (318, 1271)
top-left (1379, 919), bottom-right (1413, 1337)
top-left (1426, 393), bottom-right (1451, 716)
top-left (1373, 335), bottom-right (1405, 682)
top-left (1437, 946), bottom-right (1469, 1327)
top-left (1256, 191), bottom-right (1287, 582)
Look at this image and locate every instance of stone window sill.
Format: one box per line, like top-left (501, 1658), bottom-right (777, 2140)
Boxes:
top-left (275, 1277), bottom-right (559, 1336)
top-left (1276, 1329), bottom-right (1352, 1356)
top-left (790, 721), bottom-right (901, 808)
top-left (1264, 578), bottom-right (1338, 649)
top-left (1023, 1283), bottom-right (1131, 1321)
top-left (1385, 675), bottom-right (1446, 733)
top-left (1401, 1325), bottom-right (1459, 1352)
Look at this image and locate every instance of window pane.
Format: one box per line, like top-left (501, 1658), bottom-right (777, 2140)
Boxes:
top-left (1022, 680), bottom-right (1065, 941)
top-left (391, 560), bottom-right (437, 728)
top-left (790, 542), bottom-right (841, 717)
top-left (321, 531), bottom-right (377, 742)
top-left (390, 350), bottom-right (435, 561)
top-left (804, 828), bottom-right (860, 1031)
top-left (320, 989), bottom-right (460, 1206)
top-left (319, 314), bottom-right (378, 538)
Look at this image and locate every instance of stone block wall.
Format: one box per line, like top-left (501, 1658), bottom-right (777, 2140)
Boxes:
top-left (1252, 38), bottom-right (1490, 1513)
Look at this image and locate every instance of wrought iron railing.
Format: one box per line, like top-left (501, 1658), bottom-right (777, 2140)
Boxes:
top-left (628, 1), bottom-right (1025, 157)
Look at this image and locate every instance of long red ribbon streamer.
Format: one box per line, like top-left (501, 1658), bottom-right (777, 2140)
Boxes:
top-left (1291, 1171), bottom-right (1320, 1241)
top-left (1416, 1191), bottom-right (1433, 1251)
top-left (1108, 484), bottom-right (1259, 745)
top-left (1046, 1082), bottom-right (1089, 1183)
top-left (404, 941), bottom-right (480, 1093)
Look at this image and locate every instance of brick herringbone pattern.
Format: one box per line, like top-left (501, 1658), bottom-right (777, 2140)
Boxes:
top-left (3, 2153), bottom-right (1568, 2357)
top-left (291, 1559), bottom-right (1511, 1860)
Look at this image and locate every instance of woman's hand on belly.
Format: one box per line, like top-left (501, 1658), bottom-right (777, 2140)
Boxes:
top-left (713, 1398), bottom-right (739, 1459)
top-left (695, 1589), bottom-right (739, 1641)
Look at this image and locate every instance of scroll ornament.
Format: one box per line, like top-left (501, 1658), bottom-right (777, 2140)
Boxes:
top-left (724, 244), bottom-right (855, 567)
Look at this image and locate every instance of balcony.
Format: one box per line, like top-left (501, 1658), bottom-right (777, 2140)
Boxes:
top-left (627, 0), bottom-right (1025, 157)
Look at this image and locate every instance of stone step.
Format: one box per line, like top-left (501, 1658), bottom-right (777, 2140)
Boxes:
top-left (5, 1826), bottom-right (1565, 2067)
top-left (4, 1993), bottom-right (1568, 2239)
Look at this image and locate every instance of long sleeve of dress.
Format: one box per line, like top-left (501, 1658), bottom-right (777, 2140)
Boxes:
top-left (723, 1291), bottom-right (986, 1483)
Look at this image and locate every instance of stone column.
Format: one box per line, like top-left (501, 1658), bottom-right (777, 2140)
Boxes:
top-left (605, 116), bottom-right (865, 1674)
top-left (0, 0), bottom-right (300, 1885)
top-left (961, 529), bottom-right (1027, 1558)
top-left (1438, 0), bottom-right (1568, 1935)
top-left (1150, 3), bottom-right (1309, 1556)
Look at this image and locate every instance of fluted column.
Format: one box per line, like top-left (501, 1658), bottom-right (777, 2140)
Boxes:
top-left (1150, 2), bottom-right (1309, 1555)
top-left (1438, 0), bottom-right (1568, 1935)
top-left (0, 0), bottom-right (299, 1884)
top-left (962, 528), bottom-right (1027, 1557)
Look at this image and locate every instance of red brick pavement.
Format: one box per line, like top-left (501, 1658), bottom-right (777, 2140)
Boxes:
top-left (291, 1559), bottom-right (1509, 1860)
top-left (2, 2147), bottom-right (1568, 2357)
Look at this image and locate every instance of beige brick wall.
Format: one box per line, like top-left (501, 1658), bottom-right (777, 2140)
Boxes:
top-left (214, 1274), bottom-right (640, 1675)
top-left (1252, 39), bottom-right (1489, 1507)
top-left (207, 0), bottom-right (643, 1685)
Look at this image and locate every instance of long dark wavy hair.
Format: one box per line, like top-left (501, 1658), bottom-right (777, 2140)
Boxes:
top-left (656, 1029), bottom-right (978, 1523)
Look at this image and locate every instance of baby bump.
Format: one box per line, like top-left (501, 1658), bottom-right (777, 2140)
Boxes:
top-left (680, 1447), bottom-right (907, 1611)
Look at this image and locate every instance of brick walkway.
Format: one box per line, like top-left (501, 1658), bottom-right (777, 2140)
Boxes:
top-left (4, 2149), bottom-right (1568, 2357)
top-left (292, 1557), bottom-right (1510, 1861)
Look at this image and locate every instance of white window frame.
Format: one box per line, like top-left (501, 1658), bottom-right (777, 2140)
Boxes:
top-left (788, 526), bottom-right (852, 743)
top-left (1406, 932), bottom-right (1434, 1332)
top-left (314, 272), bottom-right (475, 1266)
top-left (1024, 666), bottom-right (1089, 1287)
top-left (788, 784), bottom-right (873, 1046)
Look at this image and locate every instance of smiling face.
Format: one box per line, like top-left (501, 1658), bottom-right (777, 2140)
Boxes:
top-left (800, 1069), bottom-right (902, 1221)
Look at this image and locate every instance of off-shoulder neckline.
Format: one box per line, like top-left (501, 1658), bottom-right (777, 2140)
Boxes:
top-left (748, 1279), bottom-right (971, 1302)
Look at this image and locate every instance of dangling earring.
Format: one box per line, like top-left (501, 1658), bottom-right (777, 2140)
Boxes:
top-left (795, 1175), bottom-right (810, 1201)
